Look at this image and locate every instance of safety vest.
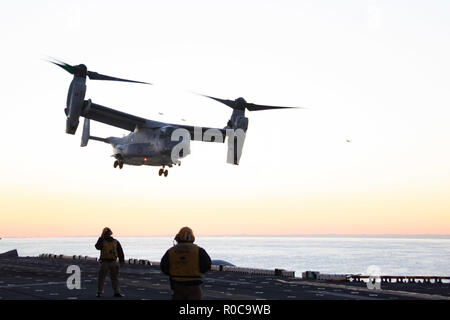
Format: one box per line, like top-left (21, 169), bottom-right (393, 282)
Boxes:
top-left (100, 239), bottom-right (118, 260)
top-left (168, 243), bottom-right (201, 282)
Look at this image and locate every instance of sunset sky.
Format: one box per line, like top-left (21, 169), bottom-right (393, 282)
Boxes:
top-left (1, 0), bottom-right (449, 237)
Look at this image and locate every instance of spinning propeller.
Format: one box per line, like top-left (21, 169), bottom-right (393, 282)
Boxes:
top-left (200, 95), bottom-right (305, 111)
top-left (48, 58), bottom-right (151, 85)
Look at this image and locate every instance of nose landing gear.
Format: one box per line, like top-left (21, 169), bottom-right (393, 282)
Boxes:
top-left (113, 160), bottom-right (123, 169)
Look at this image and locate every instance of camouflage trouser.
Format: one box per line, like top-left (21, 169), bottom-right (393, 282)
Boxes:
top-left (97, 260), bottom-right (120, 294)
top-left (171, 282), bottom-right (202, 300)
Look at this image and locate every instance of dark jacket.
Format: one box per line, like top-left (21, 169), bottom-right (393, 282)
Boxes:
top-left (160, 242), bottom-right (211, 286)
top-left (95, 236), bottom-right (125, 263)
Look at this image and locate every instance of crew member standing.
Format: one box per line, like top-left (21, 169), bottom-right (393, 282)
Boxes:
top-left (95, 227), bottom-right (125, 298)
top-left (160, 227), bottom-right (211, 300)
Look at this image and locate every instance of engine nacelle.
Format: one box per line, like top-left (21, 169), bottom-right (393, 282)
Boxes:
top-left (226, 110), bottom-right (248, 165)
top-left (65, 76), bottom-right (86, 134)
top-left (228, 109), bottom-right (248, 132)
top-left (235, 115), bottom-right (248, 131)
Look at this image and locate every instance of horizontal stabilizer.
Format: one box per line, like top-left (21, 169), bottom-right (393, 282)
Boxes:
top-left (90, 136), bottom-right (110, 143)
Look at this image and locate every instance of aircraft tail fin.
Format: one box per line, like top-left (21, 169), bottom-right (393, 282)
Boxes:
top-left (80, 118), bottom-right (109, 146)
top-left (80, 118), bottom-right (90, 147)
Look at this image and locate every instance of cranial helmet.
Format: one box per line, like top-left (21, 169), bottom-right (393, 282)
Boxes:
top-left (175, 226), bottom-right (195, 243)
top-left (102, 227), bottom-right (112, 237)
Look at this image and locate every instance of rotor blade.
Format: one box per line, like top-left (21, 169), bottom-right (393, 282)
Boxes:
top-left (87, 71), bottom-right (151, 85)
top-left (199, 94), bottom-right (236, 108)
top-left (47, 57), bottom-right (151, 84)
top-left (200, 93), bottom-right (305, 111)
top-left (47, 59), bottom-right (75, 74)
top-left (245, 103), bottom-right (303, 111)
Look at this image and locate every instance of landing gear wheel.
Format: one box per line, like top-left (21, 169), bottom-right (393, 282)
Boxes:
top-left (119, 162), bottom-right (123, 169)
top-left (114, 160), bottom-right (119, 168)
top-left (164, 170), bottom-right (168, 177)
top-left (158, 168), bottom-right (164, 176)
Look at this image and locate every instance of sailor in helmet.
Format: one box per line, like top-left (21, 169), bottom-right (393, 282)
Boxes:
top-left (95, 227), bottom-right (125, 298)
top-left (160, 227), bottom-right (211, 300)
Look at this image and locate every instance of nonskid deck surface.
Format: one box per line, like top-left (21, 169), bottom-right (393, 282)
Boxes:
top-left (0, 257), bottom-right (448, 300)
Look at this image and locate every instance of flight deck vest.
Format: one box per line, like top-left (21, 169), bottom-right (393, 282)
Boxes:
top-left (100, 239), bottom-right (118, 261)
top-left (168, 243), bottom-right (201, 282)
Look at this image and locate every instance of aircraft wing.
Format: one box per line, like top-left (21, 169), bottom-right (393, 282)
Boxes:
top-left (81, 101), bottom-right (158, 132)
top-left (81, 100), bottom-right (227, 142)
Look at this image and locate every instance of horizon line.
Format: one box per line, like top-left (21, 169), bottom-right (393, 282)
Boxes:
top-left (2, 234), bottom-right (450, 239)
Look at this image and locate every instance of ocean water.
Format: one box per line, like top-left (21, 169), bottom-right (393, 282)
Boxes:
top-left (1, 236), bottom-right (449, 277)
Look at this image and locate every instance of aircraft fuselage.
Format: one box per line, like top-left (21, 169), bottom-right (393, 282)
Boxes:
top-left (110, 126), bottom-right (188, 167)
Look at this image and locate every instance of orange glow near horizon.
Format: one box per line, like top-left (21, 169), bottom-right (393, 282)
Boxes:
top-left (1, 185), bottom-right (449, 238)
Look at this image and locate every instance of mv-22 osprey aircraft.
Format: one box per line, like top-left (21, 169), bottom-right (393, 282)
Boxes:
top-left (49, 59), bottom-right (301, 177)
